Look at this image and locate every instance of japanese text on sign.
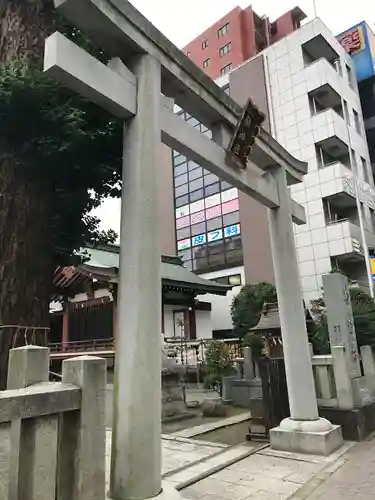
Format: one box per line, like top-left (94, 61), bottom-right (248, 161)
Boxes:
top-left (227, 98), bottom-right (265, 168)
top-left (224, 224), bottom-right (240, 238)
top-left (338, 26), bottom-right (365, 54)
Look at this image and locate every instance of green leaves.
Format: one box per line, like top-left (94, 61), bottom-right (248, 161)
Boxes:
top-left (311, 287), bottom-right (375, 354)
top-left (0, 57), bottom-right (121, 266)
top-left (203, 340), bottom-right (235, 394)
top-left (231, 282), bottom-right (277, 339)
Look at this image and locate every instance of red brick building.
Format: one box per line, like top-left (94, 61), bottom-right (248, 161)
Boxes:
top-left (183, 5), bottom-right (307, 80)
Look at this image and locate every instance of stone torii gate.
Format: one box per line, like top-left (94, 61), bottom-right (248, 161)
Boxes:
top-left (45, 1), bottom-right (342, 499)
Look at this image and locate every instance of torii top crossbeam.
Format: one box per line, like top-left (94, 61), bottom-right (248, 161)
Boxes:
top-left (49, 0), bottom-right (307, 224)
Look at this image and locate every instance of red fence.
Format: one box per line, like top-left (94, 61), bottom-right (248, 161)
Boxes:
top-left (48, 337), bottom-right (114, 353)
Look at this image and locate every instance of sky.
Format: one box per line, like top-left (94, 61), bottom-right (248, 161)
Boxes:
top-left (92, 0), bottom-right (375, 238)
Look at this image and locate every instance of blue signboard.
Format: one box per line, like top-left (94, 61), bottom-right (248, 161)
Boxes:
top-left (224, 224), bottom-right (240, 238)
top-left (192, 234), bottom-right (207, 247)
top-left (338, 22), bottom-right (375, 82)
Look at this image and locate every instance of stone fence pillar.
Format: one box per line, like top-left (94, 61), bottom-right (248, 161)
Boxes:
top-left (361, 345), bottom-right (375, 394)
top-left (331, 346), bottom-right (355, 410)
top-left (60, 355), bottom-right (107, 500)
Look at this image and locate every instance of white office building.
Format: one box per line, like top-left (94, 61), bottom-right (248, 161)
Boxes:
top-left (261, 18), bottom-right (375, 302)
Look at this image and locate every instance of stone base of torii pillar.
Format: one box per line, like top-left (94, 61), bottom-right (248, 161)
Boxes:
top-left (107, 483), bottom-right (181, 500)
top-left (139, 483), bottom-right (182, 500)
top-left (270, 418), bottom-right (343, 457)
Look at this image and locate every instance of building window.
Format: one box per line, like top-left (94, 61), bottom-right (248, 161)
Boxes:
top-left (220, 63), bottom-right (232, 76)
top-left (203, 58), bottom-right (211, 68)
top-left (188, 167), bottom-right (203, 181)
top-left (350, 149), bottom-right (356, 171)
top-left (214, 274), bottom-right (242, 286)
top-left (316, 145), bottom-right (334, 168)
top-left (175, 194), bottom-right (189, 208)
top-left (219, 42), bottom-right (232, 57)
top-left (309, 94), bottom-right (325, 115)
top-left (202, 39), bottom-right (208, 49)
top-left (174, 162), bottom-right (188, 177)
top-left (353, 109), bottom-right (362, 135)
top-left (174, 173), bottom-right (188, 187)
top-left (189, 189), bottom-right (204, 203)
top-left (205, 182), bottom-right (220, 197)
top-left (362, 157), bottom-right (369, 184)
top-left (174, 154), bottom-right (187, 167)
top-left (172, 115), bottom-right (242, 273)
top-left (346, 64), bottom-right (354, 87)
top-left (370, 208), bottom-right (375, 232)
top-left (217, 23), bottom-right (229, 38)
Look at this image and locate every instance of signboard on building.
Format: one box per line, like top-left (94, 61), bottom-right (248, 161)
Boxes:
top-left (337, 22), bottom-right (375, 82)
top-left (370, 257), bottom-right (375, 282)
top-left (227, 98), bottom-right (265, 168)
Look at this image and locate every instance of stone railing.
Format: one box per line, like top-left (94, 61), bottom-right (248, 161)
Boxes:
top-left (311, 354), bottom-right (337, 408)
top-left (311, 345), bottom-right (375, 410)
top-left (0, 346), bottom-right (106, 500)
top-left (222, 347), bottom-right (262, 408)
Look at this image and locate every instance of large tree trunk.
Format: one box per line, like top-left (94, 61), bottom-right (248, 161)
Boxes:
top-left (0, 0), bottom-right (54, 62)
top-left (0, 1), bottom-right (55, 388)
top-left (0, 156), bottom-right (53, 388)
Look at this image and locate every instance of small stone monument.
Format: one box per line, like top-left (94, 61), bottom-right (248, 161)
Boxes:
top-left (323, 273), bottom-right (372, 408)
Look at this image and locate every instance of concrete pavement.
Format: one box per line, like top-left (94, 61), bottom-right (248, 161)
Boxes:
top-left (299, 433), bottom-right (375, 500)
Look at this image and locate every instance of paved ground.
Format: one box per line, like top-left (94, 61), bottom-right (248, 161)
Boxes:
top-left (106, 384), bottom-right (247, 441)
top-left (301, 434), bottom-right (375, 500)
top-left (180, 445), bottom-right (352, 500)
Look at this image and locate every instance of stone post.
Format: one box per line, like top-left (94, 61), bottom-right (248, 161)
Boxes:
top-left (243, 347), bottom-right (255, 380)
top-left (59, 355), bottom-right (107, 500)
top-left (6, 346), bottom-right (58, 500)
top-left (331, 346), bottom-right (355, 409)
top-left (322, 273), bottom-right (361, 378)
top-left (62, 301), bottom-right (70, 351)
top-left (360, 345), bottom-right (375, 394)
top-left (110, 54), bottom-right (162, 500)
top-left (7, 345), bottom-right (49, 390)
top-left (322, 274), bottom-right (372, 406)
top-left (268, 168), bottom-right (340, 455)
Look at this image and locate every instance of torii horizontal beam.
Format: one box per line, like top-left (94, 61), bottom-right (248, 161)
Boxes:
top-left (44, 32), bottom-right (306, 224)
top-left (53, 0), bottom-right (308, 182)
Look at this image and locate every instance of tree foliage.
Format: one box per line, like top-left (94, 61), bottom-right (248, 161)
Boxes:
top-left (231, 282), bottom-right (277, 339)
top-left (0, 59), bottom-right (121, 264)
top-left (311, 287), bottom-right (375, 354)
top-left (202, 340), bottom-right (235, 394)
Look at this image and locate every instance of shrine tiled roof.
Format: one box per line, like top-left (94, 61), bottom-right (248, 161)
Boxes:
top-left (53, 247), bottom-right (231, 298)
